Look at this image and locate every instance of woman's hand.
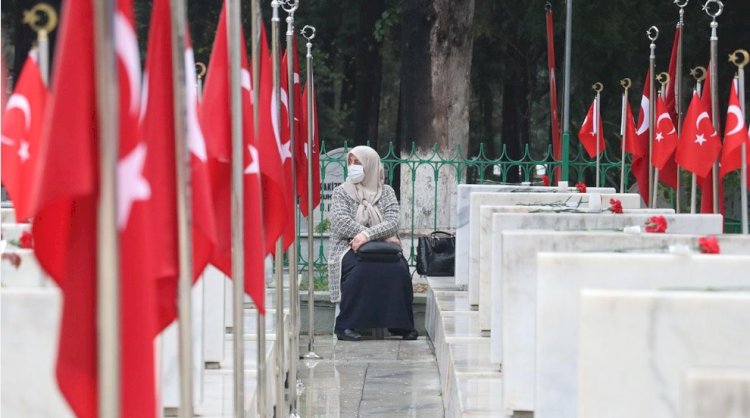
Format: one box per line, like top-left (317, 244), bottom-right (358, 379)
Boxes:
top-left (350, 233), bottom-right (368, 252)
top-left (384, 235), bottom-right (401, 245)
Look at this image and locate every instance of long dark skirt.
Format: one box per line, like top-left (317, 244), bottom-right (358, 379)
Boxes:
top-left (334, 249), bottom-right (415, 333)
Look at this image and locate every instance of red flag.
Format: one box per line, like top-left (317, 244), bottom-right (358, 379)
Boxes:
top-left (258, 24), bottom-right (293, 253)
top-left (651, 96), bottom-right (679, 170)
top-left (1, 50), bottom-right (46, 221)
top-left (701, 64), bottom-right (712, 118)
top-left (665, 26), bottom-right (680, 119)
top-left (200, 1), bottom-right (265, 312)
top-left (577, 99), bottom-right (605, 158)
top-left (622, 100), bottom-right (643, 157)
top-left (31, 0), bottom-right (158, 416)
top-left (299, 78), bottom-right (321, 216)
top-left (676, 90), bottom-right (722, 178)
top-left (631, 71), bottom-right (652, 205)
top-left (720, 78), bottom-right (750, 180)
top-left (545, 6), bottom-right (562, 180)
top-left (282, 36), bottom-right (309, 202)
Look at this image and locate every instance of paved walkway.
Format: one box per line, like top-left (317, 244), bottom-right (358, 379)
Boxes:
top-left (297, 335), bottom-right (445, 417)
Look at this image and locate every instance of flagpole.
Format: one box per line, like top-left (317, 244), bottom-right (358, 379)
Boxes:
top-left (271, 1), bottom-right (288, 416)
top-left (226, 0), bottom-right (247, 416)
top-left (620, 78), bottom-right (631, 193)
top-left (93, 0), bottom-right (121, 415)
top-left (301, 25), bottom-right (322, 361)
top-left (690, 66), bottom-right (707, 213)
top-left (653, 72), bottom-right (670, 207)
top-left (674, 0), bottom-right (687, 213)
top-left (730, 49), bottom-right (749, 234)
top-left (593, 82), bottom-right (602, 187)
top-left (647, 26), bottom-right (659, 208)
top-left (705, 0), bottom-right (722, 214)
top-left (23, 3), bottom-right (57, 85)
top-left (561, 0), bottom-right (573, 183)
top-left (195, 62), bottom-right (206, 100)
top-left (282, 1), bottom-right (302, 417)
top-left (250, 1), bottom-right (267, 416)
top-left (168, 0), bottom-right (197, 414)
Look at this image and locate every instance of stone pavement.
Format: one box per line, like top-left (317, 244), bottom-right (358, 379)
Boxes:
top-left (296, 335), bottom-right (445, 417)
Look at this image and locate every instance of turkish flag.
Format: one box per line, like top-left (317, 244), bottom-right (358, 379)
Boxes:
top-left (299, 78), bottom-right (321, 217)
top-left (675, 90), bottom-right (722, 178)
top-left (257, 24), bottom-right (292, 253)
top-left (577, 99), bottom-right (605, 158)
top-left (665, 26), bottom-right (680, 120)
top-left (200, 0), bottom-right (265, 312)
top-left (1, 50), bottom-right (46, 222)
top-left (282, 36), bottom-right (309, 203)
top-left (31, 0), bottom-right (158, 416)
top-left (622, 100), bottom-right (643, 158)
top-left (720, 78), bottom-right (750, 180)
top-left (651, 96), bottom-right (679, 171)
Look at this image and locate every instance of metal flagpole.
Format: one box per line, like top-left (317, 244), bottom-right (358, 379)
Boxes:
top-left (674, 0), bottom-right (687, 213)
top-left (689, 66), bottom-right (707, 214)
top-left (282, 1), bottom-right (301, 417)
top-left (23, 3), bottom-right (57, 85)
top-left (271, 1), bottom-right (288, 416)
top-left (250, 1), bottom-right (267, 416)
top-left (620, 78), bottom-right (631, 193)
top-left (730, 49), bottom-right (749, 234)
top-left (301, 25), bottom-right (321, 361)
top-left (561, 0), bottom-right (573, 183)
top-left (593, 82), bottom-right (603, 187)
top-left (93, 0), bottom-right (120, 415)
top-left (195, 62), bottom-right (206, 101)
top-left (169, 0), bottom-right (196, 414)
top-left (227, 0), bottom-right (246, 415)
top-left (704, 0), bottom-right (722, 214)
top-left (647, 26), bottom-right (659, 208)
top-left (653, 72), bottom-right (670, 207)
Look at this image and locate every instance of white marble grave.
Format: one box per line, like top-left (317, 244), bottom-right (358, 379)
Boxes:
top-left (578, 289), bottom-right (750, 418)
top-left (1, 222), bottom-right (30, 241)
top-left (202, 266), bottom-right (227, 365)
top-left (497, 231), bottom-right (747, 412)
top-left (535, 253), bottom-right (750, 418)
top-left (683, 367), bottom-right (750, 418)
top-left (1, 248), bottom-right (52, 287)
top-left (1, 288), bottom-right (74, 417)
top-left (467, 192), bottom-right (641, 305)
top-left (454, 184), bottom-right (615, 286)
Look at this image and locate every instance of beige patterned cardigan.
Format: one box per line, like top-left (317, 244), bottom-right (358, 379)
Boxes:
top-left (327, 184), bottom-right (400, 303)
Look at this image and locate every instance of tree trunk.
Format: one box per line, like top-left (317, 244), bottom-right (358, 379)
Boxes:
top-left (353, 0), bottom-right (384, 147)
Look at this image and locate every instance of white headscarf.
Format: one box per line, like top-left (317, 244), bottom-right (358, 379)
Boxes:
top-left (341, 145), bottom-right (384, 227)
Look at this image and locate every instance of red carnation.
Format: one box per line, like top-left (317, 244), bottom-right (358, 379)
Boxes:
top-left (644, 216), bottom-right (668, 233)
top-left (697, 236), bottom-right (720, 254)
top-left (609, 198), bottom-right (623, 214)
top-left (541, 175), bottom-right (550, 186)
top-left (576, 182), bottom-right (586, 193)
top-left (18, 231), bottom-right (33, 249)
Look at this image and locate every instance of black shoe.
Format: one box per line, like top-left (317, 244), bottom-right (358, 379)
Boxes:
top-left (336, 329), bottom-right (362, 341)
top-left (402, 330), bottom-right (419, 340)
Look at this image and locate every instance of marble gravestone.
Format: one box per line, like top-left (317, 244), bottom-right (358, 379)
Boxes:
top-left (578, 290), bottom-right (750, 418)
top-left (683, 368), bottom-right (750, 418)
top-left (476, 205), bottom-right (671, 331)
top-left (535, 253), bottom-right (750, 418)
top-left (467, 191), bottom-right (642, 305)
top-left (454, 184), bottom-right (616, 286)
top-left (496, 228), bottom-right (735, 412)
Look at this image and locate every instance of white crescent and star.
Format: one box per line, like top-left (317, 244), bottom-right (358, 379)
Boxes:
top-left (185, 47), bottom-right (208, 162)
top-left (636, 96), bottom-right (650, 135)
top-left (18, 141), bottom-right (30, 161)
top-left (117, 142), bottom-right (151, 229)
top-left (6, 94), bottom-right (32, 130)
top-left (244, 144), bottom-right (260, 175)
top-left (656, 112), bottom-right (676, 137)
top-left (696, 111), bottom-right (710, 129)
top-left (726, 105), bottom-right (745, 136)
top-left (115, 11), bottom-right (141, 115)
top-left (271, 88), bottom-right (293, 163)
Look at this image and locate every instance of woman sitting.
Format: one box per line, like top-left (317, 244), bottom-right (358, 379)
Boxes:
top-left (327, 146), bottom-right (418, 341)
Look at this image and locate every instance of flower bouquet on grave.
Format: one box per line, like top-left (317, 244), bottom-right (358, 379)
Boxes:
top-left (7, 231), bottom-right (33, 249)
top-left (608, 199), bottom-right (623, 214)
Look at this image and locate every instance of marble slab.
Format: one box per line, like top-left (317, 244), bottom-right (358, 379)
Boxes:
top-left (1, 288), bottom-right (74, 417)
top-left (1, 208), bottom-right (16, 223)
top-left (202, 266), bottom-right (227, 365)
top-left (683, 367), bottom-right (750, 418)
top-left (454, 184), bottom-right (615, 286)
top-left (535, 253), bottom-right (750, 418)
top-left (1, 248), bottom-right (53, 287)
top-left (468, 192), bottom-right (642, 305)
top-left (1, 222), bottom-right (30, 241)
top-left (476, 204), bottom-right (669, 330)
top-left (578, 290), bottom-right (750, 418)
top-left (497, 230), bottom-right (743, 412)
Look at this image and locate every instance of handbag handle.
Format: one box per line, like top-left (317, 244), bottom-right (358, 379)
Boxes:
top-left (430, 231), bottom-right (453, 238)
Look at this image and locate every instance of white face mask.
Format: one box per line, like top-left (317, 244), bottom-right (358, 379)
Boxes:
top-left (347, 164), bottom-right (365, 184)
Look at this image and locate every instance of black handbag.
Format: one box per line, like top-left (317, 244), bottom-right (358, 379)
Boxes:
top-left (416, 231), bottom-right (455, 276)
top-left (356, 241), bottom-right (403, 262)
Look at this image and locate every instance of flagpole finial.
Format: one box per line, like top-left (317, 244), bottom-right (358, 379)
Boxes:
top-left (195, 62), bottom-right (207, 80)
top-left (23, 3), bottom-right (57, 36)
top-left (282, 0), bottom-right (299, 14)
top-left (703, 0), bottom-right (723, 20)
top-left (729, 49), bottom-right (749, 70)
top-left (620, 78), bottom-right (632, 91)
top-left (301, 25), bottom-right (316, 41)
top-left (656, 72), bottom-right (670, 88)
top-left (592, 82), bottom-right (603, 94)
top-left (545, 2), bottom-right (552, 11)
top-left (690, 66), bottom-right (707, 82)
top-left (674, 0), bottom-right (689, 8)
top-left (647, 26), bottom-right (659, 42)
